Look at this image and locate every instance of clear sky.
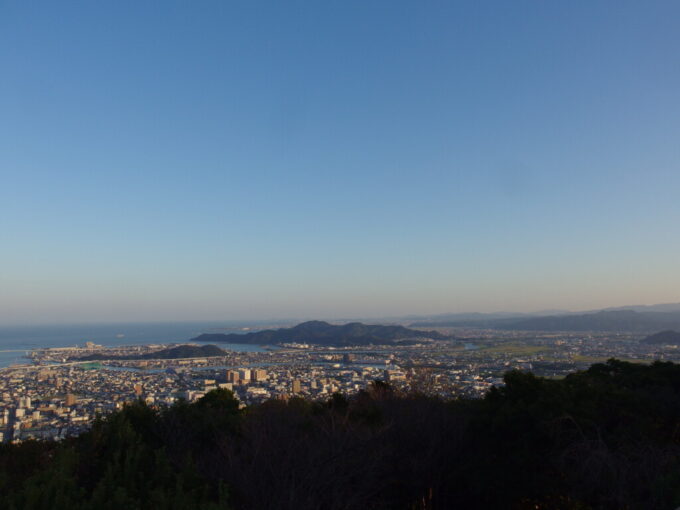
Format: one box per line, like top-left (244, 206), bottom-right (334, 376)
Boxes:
top-left (1, 1), bottom-right (680, 324)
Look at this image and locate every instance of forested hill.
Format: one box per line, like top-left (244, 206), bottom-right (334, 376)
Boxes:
top-left (642, 330), bottom-right (680, 345)
top-left (78, 344), bottom-right (226, 361)
top-left (191, 320), bottom-right (450, 346)
top-left (2, 359), bottom-right (680, 509)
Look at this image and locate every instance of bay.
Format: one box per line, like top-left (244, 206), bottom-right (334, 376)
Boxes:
top-left (0, 321), bottom-right (275, 368)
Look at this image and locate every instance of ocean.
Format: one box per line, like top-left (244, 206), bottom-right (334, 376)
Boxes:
top-left (0, 321), bottom-right (273, 368)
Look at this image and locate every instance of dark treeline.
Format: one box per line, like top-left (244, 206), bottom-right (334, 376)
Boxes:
top-left (1, 359), bottom-right (680, 509)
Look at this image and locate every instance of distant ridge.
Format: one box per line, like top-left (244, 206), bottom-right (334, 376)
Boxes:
top-left (406, 302), bottom-right (680, 325)
top-left (191, 320), bottom-right (450, 347)
top-left (598, 303), bottom-right (680, 313)
top-left (642, 330), bottom-right (680, 345)
top-left (411, 309), bottom-right (680, 333)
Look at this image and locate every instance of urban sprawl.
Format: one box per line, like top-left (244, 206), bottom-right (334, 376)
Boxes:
top-left (2, 330), bottom-right (678, 443)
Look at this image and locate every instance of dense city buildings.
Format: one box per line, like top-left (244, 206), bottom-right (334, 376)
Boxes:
top-left (2, 329), bottom-right (679, 443)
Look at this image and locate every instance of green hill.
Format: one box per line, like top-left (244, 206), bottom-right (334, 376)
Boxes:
top-left (79, 344), bottom-right (226, 361)
top-left (192, 320), bottom-right (450, 346)
top-left (642, 330), bottom-right (680, 345)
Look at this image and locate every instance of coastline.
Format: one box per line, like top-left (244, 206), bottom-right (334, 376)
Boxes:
top-left (0, 321), bottom-right (269, 369)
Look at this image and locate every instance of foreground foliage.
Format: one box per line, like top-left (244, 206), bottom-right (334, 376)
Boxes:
top-left (1, 359), bottom-right (679, 509)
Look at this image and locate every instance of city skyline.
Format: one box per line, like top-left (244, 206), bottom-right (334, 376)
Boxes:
top-left (2, 2), bottom-right (680, 324)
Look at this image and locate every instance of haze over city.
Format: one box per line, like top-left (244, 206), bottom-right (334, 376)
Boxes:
top-left (2, 1), bottom-right (680, 325)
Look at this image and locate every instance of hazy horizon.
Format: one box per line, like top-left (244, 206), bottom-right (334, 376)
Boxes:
top-left (2, 2), bottom-right (680, 325)
top-left (2, 299), bottom-right (680, 328)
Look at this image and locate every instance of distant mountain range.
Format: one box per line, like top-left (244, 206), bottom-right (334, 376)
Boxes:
top-left (79, 344), bottom-right (227, 361)
top-left (417, 303), bottom-right (680, 321)
top-left (191, 320), bottom-right (450, 347)
top-left (410, 306), bottom-right (680, 333)
top-left (598, 303), bottom-right (680, 313)
top-left (642, 330), bottom-right (680, 345)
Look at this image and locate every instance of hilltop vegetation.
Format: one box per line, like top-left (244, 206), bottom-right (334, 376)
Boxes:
top-left (192, 320), bottom-right (450, 346)
top-left (78, 344), bottom-right (227, 361)
top-left (1, 360), bottom-right (680, 509)
top-left (642, 330), bottom-right (680, 345)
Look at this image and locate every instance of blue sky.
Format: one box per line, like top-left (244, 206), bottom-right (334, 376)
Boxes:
top-left (1, 1), bottom-right (680, 324)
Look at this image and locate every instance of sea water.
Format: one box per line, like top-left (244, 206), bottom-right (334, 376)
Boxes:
top-left (0, 321), bottom-right (273, 368)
